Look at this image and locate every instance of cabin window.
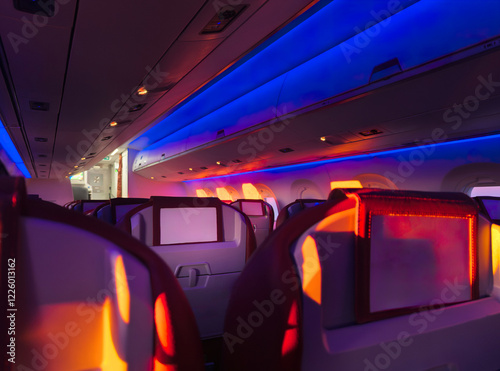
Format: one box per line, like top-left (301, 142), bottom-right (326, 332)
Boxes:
top-left (196, 188), bottom-right (215, 197)
top-left (216, 187), bottom-right (233, 202)
top-left (264, 197), bottom-right (279, 223)
top-left (196, 189), bottom-right (209, 197)
top-left (242, 183), bottom-right (262, 200)
top-left (330, 180), bottom-right (363, 190)
top-left (470, 186), bottom-right (500, 197)
top-left (215, 186), bottom-right (241, 203)
top-left (354, 173), bottom-right (398, 190)
top-left (225, 186), bottom-right (241, 201)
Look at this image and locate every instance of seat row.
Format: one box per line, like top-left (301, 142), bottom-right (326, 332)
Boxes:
top-left (13, 178), bottom-right (500, 370)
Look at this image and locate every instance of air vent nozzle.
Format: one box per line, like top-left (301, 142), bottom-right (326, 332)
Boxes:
top-left (129, 103), bottom-right (146, 112)
top-left (30, 101), bottom-right (50, 111)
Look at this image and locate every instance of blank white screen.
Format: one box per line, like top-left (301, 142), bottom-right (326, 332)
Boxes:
top-left (370, 214), bottom-right (471, 313)
top-left (241, 202), bottom-right (264, 216)
top-left (160, 207), bottom-right (218, 245)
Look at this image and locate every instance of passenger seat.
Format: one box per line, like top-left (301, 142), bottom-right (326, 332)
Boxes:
top-left (2, 178), bottom-right (203, 371)
top-left (231, 199), bottom-right (274, 246)
top-left (222, 188), bottom-right (500, 371)
top-left (118, 196), bottom-right (257, 339)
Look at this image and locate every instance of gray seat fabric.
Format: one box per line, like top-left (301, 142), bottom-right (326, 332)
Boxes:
top-left (120, 196), bottom-right (256, 339)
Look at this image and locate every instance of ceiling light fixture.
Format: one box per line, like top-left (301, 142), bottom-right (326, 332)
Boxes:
top-left (137, 87), bottom-right (148, 96)
top-left (109, 121), bottom-right (118, 127)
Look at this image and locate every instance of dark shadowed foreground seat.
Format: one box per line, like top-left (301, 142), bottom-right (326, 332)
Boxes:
top-left (222, 188), bottom-right (500, 371)
top-left (92, 197), bottom-right (149, 225)
top-left (1, 178), bottom-right (203, 371)
top-left (276, 199), bottom-right (326, 228)
top-left (71, 199), bottom-right (109, 214)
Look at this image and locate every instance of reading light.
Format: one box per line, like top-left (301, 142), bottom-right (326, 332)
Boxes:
top-left (81, 157), bottom-right (86, 160)
top-left (74, 165), bottom-right (78, 168)
top-left (137, 87), bottom-right (148, 96)
top-left (189, 168), bottom-right (194, 171)
top-left (216, 161), bottom-right (221, 165)
top-left (109, 121), bottom-right (118, 127)
top-left (320, 136), bottom-right (327, 142)
top-left (151, 177), bottom-right (154, 180)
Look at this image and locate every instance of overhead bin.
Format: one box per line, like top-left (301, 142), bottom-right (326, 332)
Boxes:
top-left (133, 0), bottom-right (423, 149)
top-left (133, 0), bottom-right (500, 176)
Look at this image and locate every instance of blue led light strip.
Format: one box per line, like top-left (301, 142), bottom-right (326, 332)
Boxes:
top-left (0, 121), bottom-right (31, 178)
top-left (184, 133), bottom-right (500, 183)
